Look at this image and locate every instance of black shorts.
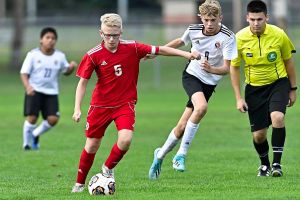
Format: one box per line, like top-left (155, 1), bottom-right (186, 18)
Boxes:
top-left (24, 91), bottom-right (60, 119)
top-left (245, 77), bottom-right (290, 132)
top-left (182, 70), bottom-right (216, 108)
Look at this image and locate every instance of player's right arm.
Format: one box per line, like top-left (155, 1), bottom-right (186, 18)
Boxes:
top-left (20, 73), bottom-right (35, 96)
top-left (230, 65), bottom-right (247, 113)
top-left (73, 78), bottom-right (89, 123)
top-left (20, 52), bottom-right (35, 96)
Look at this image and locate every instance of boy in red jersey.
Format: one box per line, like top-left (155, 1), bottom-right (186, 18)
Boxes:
top-left (71, 13), bottom-right (200, 193)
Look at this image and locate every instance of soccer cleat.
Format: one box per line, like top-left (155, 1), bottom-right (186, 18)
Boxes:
top-left (257, 165), bottom-right (271, 177)
top-left (23, 145), bottom-right (31, 151)
top-left (31, 136), bottom-right (40, 150)
top-left (71, 183), bottom-right (85, 193)
top-left (271, 163), bottom-right (283, 177)
top-left (102, 164), bottom-right (114, 178)
top-left (172, 154), bottom-right (186, 172)
top-left (148, 148), bottom-right (163, 180)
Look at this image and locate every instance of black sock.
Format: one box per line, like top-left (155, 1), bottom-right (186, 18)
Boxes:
top-left (253, 139), bottom-right (270, 167)
top-left (272, 127), bottom-right (286, 164)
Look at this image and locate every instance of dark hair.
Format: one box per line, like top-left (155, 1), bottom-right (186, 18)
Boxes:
top-left (247, 0), bottom-right (267, 14)
top-left (40, 27), bottom-right (58, 39)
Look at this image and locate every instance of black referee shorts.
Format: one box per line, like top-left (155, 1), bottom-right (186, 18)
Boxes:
top-left (245, 77), bottom-right (290, 132)
top-left (24, 91), bottom-right (60, 119)
top-left (182, 70), bottom-right (216, 108)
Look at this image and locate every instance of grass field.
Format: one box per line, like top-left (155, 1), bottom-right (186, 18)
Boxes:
top-left (0, 54), bottom-right (300, 200)
top-left (1, 25), bottom-right (300, 199)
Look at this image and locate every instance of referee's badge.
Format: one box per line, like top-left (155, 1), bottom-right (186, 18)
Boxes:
top-left (246, 53), bottom-right (253, 57)
top-left (267, 52), bottom-right (277, 62)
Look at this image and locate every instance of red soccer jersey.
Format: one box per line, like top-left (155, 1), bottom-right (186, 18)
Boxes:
top-left (76, 40), bottom-right (159, 107)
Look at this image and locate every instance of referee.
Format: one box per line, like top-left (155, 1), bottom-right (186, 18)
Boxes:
top-left (230, 0), bottom-right (297, 177)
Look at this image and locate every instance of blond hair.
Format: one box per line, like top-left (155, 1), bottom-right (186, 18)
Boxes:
top-left (100, 13), bottom-right (123, 30)
top-left (199, 0), bottom-right (222, 17)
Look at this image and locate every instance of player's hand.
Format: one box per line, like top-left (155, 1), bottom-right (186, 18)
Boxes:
top-left (190, 51), bottom-right (201, 60)
top-left (287, 90), bottom-right (297, 107)
top-left (143, 54), bottom-right (157, 60)
top-left (25, 85), bottom-right (35, 96)
top-left (201, 60), bottom-right (212, 72)
top-left (237, 98), bottom-right (248, 113)
top-left (72, 110), bottom-right (81, 122)
top-left (69, 61), bottom-right (77, 69)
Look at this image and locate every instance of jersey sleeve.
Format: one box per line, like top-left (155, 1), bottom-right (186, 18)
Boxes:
top-left (180, 27), bottom-right (191, 46)
top-left (60, 53), bottom-right (70, 73)
top-left (76, 54), bottom-right (95, 79)
top-left (223, 34), bottom-right (238, 61)
top-left (135, 42), bottom-right (159, 58)
top-left (20, 52), bottom-right (33, 74)
top-left (280, 31), bottom-right (296, 60)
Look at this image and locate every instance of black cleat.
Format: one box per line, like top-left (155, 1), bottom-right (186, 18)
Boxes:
top-left (257, 165), bottom-right (271, 177)
top-left (271, 163), bottom-right (283, 177)
top-left (23, 145), bottom-right (31, 150)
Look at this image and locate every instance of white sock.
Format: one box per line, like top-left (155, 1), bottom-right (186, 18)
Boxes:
top-left (23, 120), bottom-right (37, 147)
top-left (157, 129), bottom-right (179, 159)
top-left (32, 120), bottom-right (52, 137)
top-left (177, 120), bottom-right (199, 156)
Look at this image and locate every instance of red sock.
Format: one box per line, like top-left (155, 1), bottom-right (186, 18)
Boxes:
top-left (105, 143), bottom-right (127, 169)
top-left (76, 149), bottom-right (96, 184)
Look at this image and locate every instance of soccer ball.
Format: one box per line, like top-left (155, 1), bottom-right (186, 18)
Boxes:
top-left (88, 173), bottom-right (116, 195)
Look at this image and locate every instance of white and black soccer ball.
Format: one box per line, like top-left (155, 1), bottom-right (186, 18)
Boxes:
top-left (88, 173), bottom-right (116, 195)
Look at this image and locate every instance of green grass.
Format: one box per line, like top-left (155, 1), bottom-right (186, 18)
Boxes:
top-left (0, 54), bottom-right (300, 200)
top-left (1, 24), bottom-right (300, 199)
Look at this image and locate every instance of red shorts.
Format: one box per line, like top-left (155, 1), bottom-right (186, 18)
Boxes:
top-left (85, 103), bottom-right (136, 138)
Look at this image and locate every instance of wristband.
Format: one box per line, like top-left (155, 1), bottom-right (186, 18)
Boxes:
top-left (290, 86), bottom-right (297, 91)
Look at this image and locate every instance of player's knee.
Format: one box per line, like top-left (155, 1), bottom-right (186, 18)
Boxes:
top-left (85, 139), bottom-right (101, 153)
top-left (118, 137), bottom-right (132, 149)
top-left (253, 131), bottom-right (267, 143)
top-left (270, 111), bottom-right (285, 127)
top-left (193, 104), bottom-right (208, 117)
top-left (27, 116), bottom-right (37, 124)
top-left (47, 116), bottom-right (59, 126)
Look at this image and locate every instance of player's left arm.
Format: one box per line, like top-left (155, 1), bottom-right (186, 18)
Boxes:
top-left (284, 58), bottom-right (297, 107)
top-left (281, 32), bottom-right (297, 107)
top-left (201, 59), bottom-right (231, 75)
top-left (64, 61), bottom-right (77, 76)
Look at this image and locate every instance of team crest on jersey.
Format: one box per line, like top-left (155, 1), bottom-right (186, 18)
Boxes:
top-left (215, 41), bottom-right (221, 48)
top-left (54, 60), bottom-right (58, 66)
top-left (267, 51), bottom-right (277, 62)
top-left (101, 61), bottom-right (107, 66)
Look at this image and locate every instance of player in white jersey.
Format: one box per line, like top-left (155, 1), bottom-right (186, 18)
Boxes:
top-left (149, 0), bottom-right (237, 179)
top-left (20, 27), bottom-right (77, 150)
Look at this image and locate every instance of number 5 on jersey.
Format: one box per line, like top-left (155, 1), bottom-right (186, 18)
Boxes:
top-left (114, 65), bottom-right (122, 76)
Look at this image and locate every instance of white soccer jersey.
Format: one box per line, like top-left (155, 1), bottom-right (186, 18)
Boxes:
top-left (181, 24), bottom-right (237, 85)
top-left (20, 48), bottom-right (70, 95)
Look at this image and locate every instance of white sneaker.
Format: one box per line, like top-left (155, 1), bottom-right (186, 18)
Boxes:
top-left (71, 183), bottom-right (85, 193)
top-left (102, 164), bottom-right (114, 178)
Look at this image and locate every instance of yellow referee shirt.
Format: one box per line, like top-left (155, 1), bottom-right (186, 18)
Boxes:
top-left (231, 24), bottom-right (296, 86)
